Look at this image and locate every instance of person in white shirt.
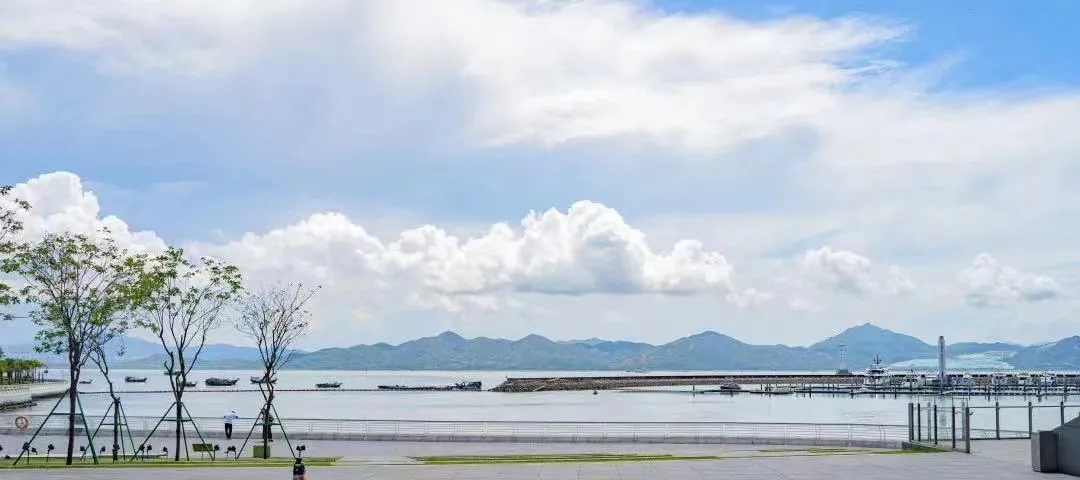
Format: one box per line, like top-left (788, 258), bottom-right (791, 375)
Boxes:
top-left (224, 411), bottom-right (239, 439)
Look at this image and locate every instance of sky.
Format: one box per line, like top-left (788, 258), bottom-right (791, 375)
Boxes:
top-left (2, 0), bottom-right (1080, 349)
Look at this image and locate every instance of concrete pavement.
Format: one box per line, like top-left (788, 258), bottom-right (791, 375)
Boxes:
top-left (0, 436), bottom-right (1065, 479)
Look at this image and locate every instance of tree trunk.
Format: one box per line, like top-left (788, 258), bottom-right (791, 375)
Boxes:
top-left (112, 397), bottom-right (120, 462)
top-left (65, 367), bottom-right (76, 465)
top-left (174, 394), bottom-right (182, 462)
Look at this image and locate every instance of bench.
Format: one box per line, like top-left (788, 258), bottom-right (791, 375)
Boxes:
top-left (192, 443), bottom-right (215, 457)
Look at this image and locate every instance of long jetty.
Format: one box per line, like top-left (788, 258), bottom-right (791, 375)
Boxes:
top-left (491, 372), bottom-right (1080, 392)
top-left (491, 374), bottom-right (859, 392)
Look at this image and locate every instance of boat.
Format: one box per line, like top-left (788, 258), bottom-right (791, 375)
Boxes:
top-left (182, 381), bottom-right (197, 388)
top-left (250, 376), bottom-right (278, 384)
top-left (205, 377), bottom-right (240, 387)
top-left (760, 386), bottom-right (794, 395)
top-left (861, 355), bottom-right (889, 390)
top-left (316, 382), bottom-right (342, 389)
top-left (695, 383), bottom-right (742, 393)
top-left (377, 381), bottom-right (482, 391)
top-left (124, 376), bottom-right (147, 383)
top-left (77, 379), bottom-right (92, 385)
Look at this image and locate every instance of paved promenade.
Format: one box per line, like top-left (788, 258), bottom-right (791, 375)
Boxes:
top-left (0, 436), bottom-right (1067, 479)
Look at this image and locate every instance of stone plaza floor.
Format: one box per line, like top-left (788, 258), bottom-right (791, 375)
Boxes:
top-left (0, 435), bottom-right (1068, 479)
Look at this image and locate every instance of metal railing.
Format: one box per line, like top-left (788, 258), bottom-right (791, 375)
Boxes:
top-left (907, 401), bottom-right (1080, 453)
top-left (0, 414), bottom-right (911, 447)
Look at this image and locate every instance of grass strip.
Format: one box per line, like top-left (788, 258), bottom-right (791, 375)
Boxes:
top-left (0, 457), bottom-right (340, 469)
top-left (412, 448), bottom-right (934, 465)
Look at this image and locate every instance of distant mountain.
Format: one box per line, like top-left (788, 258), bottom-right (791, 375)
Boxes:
top-left (10, 323), bottom-right (1078, 371)
top-left (946, 342), bottom-right (1023, 356)
top-left (557, 338), bottom-right (609, 346)
top-left (809, 323), bottom-right (935, 368)
top-left (1007, 337), bottom-right (1080, 369)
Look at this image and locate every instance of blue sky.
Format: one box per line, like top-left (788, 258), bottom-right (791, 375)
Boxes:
top-left (1, 0), bottom-right (1079, 348)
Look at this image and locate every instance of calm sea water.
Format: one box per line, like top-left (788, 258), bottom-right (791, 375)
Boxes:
top-left (23, 369), bottom-right (1080, 432)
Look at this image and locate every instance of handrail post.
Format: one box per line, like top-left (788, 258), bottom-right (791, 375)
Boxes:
top-left (994, 402), bottom-right (1000, 440)
top-left (963, 405), bottom-right (971, 454)
top-left (951, 405), bottom-right (956, 449)
top-left (932, 404), bottom-right (938, 444)
top-left (1061, 401), bottom-right (1066, 427)
top-left (916, 403), bottom-right (922, 441)
top-left (1028, 401), bottom-right (1033, 438)
top-left (907, 403), bottom-right (914, 441)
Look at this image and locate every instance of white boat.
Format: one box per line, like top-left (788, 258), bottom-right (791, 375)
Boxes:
top-left (1016, 372), bottom-right (1032, 387)
top-left (861, 355), bottom-right (890, 390)
top-left (1038, 372), bottom-right (1058, 387)
top-left (991, 372), bottom-right (1009, 387)
top-left (761, 386), bottom-right (794, 395)
top-left (902, 370), bottom-right (923, 389)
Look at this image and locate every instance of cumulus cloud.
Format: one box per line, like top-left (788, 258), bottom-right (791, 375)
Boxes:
top-left (4, 172), bottom-right (166, 253)
top-left (795, 247), bottom-right (914, 296)
top-left (958, 254), bottom-right (1063, 308)
top-left (6, 172), bottom-right (739, 314)
top-left (192, 199), bottom-right (737, 303)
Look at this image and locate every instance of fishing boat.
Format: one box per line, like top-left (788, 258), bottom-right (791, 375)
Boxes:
top-left (124, 376), bottom-right (147, 383)
top-left (377, 381), bottom-right (482, 391)
top-left (316, 382), bottom-right (342, 389)
top-left (77, 379), bottom-right (92, 385)
top-left (205, 377), bottom-right (239, 387)
top-left (694, 383), bottom-right (742, 394)
top-left (182, 381), bottom-right (197, 388)
top-left (250, 376), bottom-right (278, 385)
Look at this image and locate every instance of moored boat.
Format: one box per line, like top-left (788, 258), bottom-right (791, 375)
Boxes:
top-left (250, 376), bottom-right (278, 384)
top-left (182, 381), bottom-right (197, 388)
top-left (205, 377), bottom-right (240, 387)
top-left (77, 379), bottom-right (92, 385)
top-left (316, 382), bottom-right (342, 389)
top-left (377, 381), bottom-right (482, 391)
top-left (124, 376), bottom-right (147, 383)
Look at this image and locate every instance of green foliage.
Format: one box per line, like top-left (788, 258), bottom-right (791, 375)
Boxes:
top-left (0, 230), bottom-right (150, 367)
top-left (0, 357), bottom-right (46, 384)
top-left (0, 185), bottom-right (31, 322)
top-left (135, 246), bottom-right (243, 385)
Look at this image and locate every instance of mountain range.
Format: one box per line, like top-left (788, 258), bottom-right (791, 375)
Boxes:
top-left (9, 322), bottom-right (1071, 371)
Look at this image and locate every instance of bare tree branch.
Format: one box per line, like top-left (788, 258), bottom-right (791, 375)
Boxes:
top-left (235, 282), bottom-right (318, 458)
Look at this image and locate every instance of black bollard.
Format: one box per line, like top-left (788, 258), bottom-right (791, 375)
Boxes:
top-left (293, 457), bottom-right (307, 480)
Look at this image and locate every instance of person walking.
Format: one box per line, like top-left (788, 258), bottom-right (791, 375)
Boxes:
top-left (224, 410), bottom-right (238, 439)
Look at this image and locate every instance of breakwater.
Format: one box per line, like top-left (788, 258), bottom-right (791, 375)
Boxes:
top-left (491, 373), bottom-right (1080, 392)
top-left (0, 381), bottom-right (69, 410)
top-left (491, 374), bottom-right (860, 392)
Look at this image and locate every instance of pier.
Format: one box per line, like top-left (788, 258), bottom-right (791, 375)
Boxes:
top-left (491, 372), bottom-right (1080, 392)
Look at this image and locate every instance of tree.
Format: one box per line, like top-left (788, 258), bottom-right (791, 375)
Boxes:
top-left (0, 185), bottom-right (31, 322)
top-left (235, 283), bottom-right (319, 458)
top-left (88, 334), bottom-right (135, 461)
top-left (0, 231), bottom-right (149, 465)
top-left (135, 247), bottom-right (242, 461)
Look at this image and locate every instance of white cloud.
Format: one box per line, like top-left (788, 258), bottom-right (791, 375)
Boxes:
top-left (725, 288), bottom-right (774, 309)
top-left (5, 172), bottom-right (165, 253)
top-left (3, 2), bottom-right (1080, 345)
top-left (191, 199), bottom-right (738, 304)
top-left (794, 246), bottom-right (913, 297)
top-left (6, 0), bottom-right (1077, 166)
top-left (958, 254), bottom-right (1063, 308)
top-left (6, 172), bottom-right (739, 317)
